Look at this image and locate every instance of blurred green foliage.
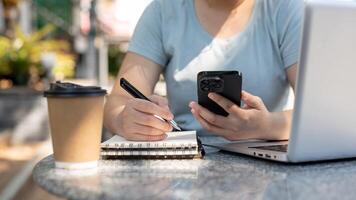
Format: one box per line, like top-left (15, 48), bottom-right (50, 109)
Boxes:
top-left (33, 0), bottom-right (73, 34)
top-left (0, 25), bottom-right (75, 86)
top-left (108, 45), bottom-right (126, 77)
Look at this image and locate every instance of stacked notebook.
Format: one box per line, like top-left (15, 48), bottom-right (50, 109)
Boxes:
top-left (101, 131), bottom-right (204, 159)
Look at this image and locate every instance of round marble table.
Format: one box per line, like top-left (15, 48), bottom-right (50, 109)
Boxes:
top-left (33, 146), bottom-right (356, 200)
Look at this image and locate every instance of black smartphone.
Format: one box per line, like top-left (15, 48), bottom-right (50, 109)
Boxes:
top-left (197, 71), bottom-right (242, 116)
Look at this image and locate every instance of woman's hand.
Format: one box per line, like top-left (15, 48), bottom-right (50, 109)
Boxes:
top-left (115, 95), bottom-right (174, 141)
top-left (189, 91), bottom-right (285, 141)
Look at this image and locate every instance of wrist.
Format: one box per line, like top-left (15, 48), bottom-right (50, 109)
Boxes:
top-left (104, 106), bottom-right (124, 135)
top-left (265, 111), bottom-right (291, 140)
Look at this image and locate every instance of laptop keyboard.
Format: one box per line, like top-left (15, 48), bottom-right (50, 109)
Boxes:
top-left (251, 144), bottom-right (288, 152)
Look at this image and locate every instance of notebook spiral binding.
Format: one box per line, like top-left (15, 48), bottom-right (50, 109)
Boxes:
top-left (101, 142), bottom-right (198, 158)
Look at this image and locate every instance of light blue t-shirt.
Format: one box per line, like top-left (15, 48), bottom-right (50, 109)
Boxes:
top-left (128, 0), bottom-right (303, 135)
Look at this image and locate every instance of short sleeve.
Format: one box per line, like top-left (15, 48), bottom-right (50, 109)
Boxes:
top-left (277, 0), bottom-right (304, 69)
top-left (127, 0), bottom-right (168, 67)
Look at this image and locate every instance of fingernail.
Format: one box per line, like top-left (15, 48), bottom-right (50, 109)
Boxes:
top-left (191, 109), bottom-right (195, 114)
top-left (208, 93), bottom-right (214, 99)
top-left (189, 101), bottom-right (194, 108)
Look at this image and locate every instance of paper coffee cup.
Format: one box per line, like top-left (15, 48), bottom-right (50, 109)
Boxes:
top-left (44, 82), bottom-right (107, 169)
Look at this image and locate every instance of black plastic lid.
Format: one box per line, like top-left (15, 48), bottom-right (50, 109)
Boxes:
top-left (44, 81), bottom-right (107, 97)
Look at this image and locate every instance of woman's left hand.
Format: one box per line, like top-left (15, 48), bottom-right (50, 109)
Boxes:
top-left (189, 91), bottom-right (275, 141)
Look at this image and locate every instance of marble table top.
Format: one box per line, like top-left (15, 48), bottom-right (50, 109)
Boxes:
top-left (33, 145), bottom-right (356, 200)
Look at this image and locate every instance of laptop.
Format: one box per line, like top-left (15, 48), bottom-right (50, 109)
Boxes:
top-left (206, 0), bottom-right (356, 163)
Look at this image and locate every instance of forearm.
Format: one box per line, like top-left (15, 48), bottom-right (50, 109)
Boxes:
top-left (103, 53), bottom-right (162, 134)
top-left (267, 110), bottom-right (293, 140)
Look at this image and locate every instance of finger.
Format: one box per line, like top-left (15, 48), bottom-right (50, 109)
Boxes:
top-left (131, 99), bottom-right (173, 120)
top-left (191, 109), bottom-right (254, 140)
top-left (191, 108), bottom-right (233, 138)
top-left (208, 93), bottom-right (244, 115)
top-left (189, 101), bottom-right (225, 127)
top-left (241, 91), bottom-right (266, 111)
top-left (132, 109), bottom-right (173, 132)
top-left (123, 132), bottom-right (167, 141)
top-left (242, 103), bottom-right (252, 110)
top-left (149, 95), bottom-right (169, 107)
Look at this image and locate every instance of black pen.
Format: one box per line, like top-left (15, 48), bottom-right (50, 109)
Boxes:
top-left (120, 78), bottom-right (182, 131)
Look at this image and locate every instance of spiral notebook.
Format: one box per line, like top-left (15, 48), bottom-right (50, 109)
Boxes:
top-left (101, 131), bottom-right (204, 159)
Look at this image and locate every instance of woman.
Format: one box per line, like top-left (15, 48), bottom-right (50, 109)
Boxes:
top-left (104, 0), bottom-right (303, 141)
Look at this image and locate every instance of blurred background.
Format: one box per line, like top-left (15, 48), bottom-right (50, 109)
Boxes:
top-left (0, 0), bottom-right (154, 199)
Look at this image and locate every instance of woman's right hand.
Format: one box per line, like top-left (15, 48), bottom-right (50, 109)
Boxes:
top-left (115, 95), bottom-right (174, 141)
